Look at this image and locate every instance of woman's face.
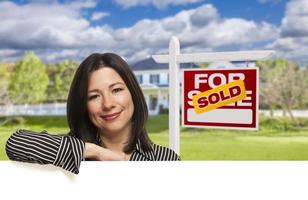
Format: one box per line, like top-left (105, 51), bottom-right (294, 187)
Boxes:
top-left (86, 67), bottom-right (134, 135)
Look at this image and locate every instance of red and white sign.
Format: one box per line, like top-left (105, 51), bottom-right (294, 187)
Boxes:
top-left (182, 68), bottom-right (259, 130)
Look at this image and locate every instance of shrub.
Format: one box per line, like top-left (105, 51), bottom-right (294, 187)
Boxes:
top-left (159, 105), bottom-right (169, 114)
top-left (11, 116), bottom-right (26, 125)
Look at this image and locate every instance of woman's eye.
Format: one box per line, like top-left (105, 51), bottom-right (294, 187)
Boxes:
top-left (113, 88), bottom-right (123, 93)
top-left (88, 94), bottom-right (99, 100)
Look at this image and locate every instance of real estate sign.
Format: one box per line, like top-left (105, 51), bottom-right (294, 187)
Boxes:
top-left (182, 68), bottom-right (258, 130)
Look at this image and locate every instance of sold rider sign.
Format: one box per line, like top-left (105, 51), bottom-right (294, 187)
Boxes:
top-left (182, 68), bottom-right (258, 130)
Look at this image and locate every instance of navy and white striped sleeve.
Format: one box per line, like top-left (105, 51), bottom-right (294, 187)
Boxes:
top-left (5, 129), bottom-right (85, 174)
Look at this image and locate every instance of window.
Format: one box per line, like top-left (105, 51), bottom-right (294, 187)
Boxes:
top-left (160, 73), bottom-right (168, 85)
top-left (167, 74), bottom-right (169, 84)
top-left (150, 74), bottom-right (159, 84)
top-left (135, 75), bottom-right (143, 84)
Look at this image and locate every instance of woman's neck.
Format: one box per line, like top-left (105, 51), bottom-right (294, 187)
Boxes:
top-left (98, 126), bottom-right (131, 153)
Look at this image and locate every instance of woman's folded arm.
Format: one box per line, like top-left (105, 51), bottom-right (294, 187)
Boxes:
top-left (5, 129), bottom-right (85, 174)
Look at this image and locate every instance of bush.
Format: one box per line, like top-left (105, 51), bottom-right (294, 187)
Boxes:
top-left (0, 116), bottom-right (10, 126)
top-left (258, 116), bottom-right (308, 132)
top-left (11, 116), bottom-right (26, 125)
top-left (159, 105), bottom-right (169, 114)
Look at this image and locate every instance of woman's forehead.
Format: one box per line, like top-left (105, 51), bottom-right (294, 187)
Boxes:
top-left (88, 67), bottom-right (125, 88)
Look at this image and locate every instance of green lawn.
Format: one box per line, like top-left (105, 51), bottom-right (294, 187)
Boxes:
top-left (1, 114), bottom-right (308, 160)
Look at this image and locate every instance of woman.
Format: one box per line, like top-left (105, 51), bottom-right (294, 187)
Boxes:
top-left (6, 53), bottom-right (180, 174)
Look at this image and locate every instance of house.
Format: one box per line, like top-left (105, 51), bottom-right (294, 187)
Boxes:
top-left (131, 58), bottom-right (257, 115)
top-left (131, 57), bottom-right (199, 115)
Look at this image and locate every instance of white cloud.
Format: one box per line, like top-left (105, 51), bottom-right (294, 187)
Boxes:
top-left (281, 0), bottom-right (308, 37)
top-left (68, 0), bottom-right (97, 10)
top-left (45, 49), bottom-right (79, 62)
top-left (267, 0), bottom-right (308, 64)
top-left (91, 12), bottom-right (110, 21)
top-left (0, 49), bottom-right (23, 62)
top-left (0, 1), bottom-right (285, 64)
top-left (0, 49), bottom-right (18, 58)
top-left (28, 0), bottom-right (97, 9)
top-left (0, 1), bottom-right (89, 49)
top-left (111, 4), bottom-right (278, 61)
top-left (190, 4), bottom-right (219, 26)
top-left (114, 0), bottom-right (202, 9)
top-left (189, 19), bottom-right (277, 48)
top-left (257, 0), bottom-right (281, 4)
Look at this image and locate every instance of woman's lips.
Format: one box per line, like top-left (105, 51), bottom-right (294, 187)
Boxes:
top-left (101, 111), bottom-right (121, 121)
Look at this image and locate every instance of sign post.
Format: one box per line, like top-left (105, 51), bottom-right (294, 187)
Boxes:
top-left (152, 36), bottom-right (274, 154)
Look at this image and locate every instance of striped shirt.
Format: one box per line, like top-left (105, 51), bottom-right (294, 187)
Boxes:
top-left (6, 129), bottom-right (180, 174)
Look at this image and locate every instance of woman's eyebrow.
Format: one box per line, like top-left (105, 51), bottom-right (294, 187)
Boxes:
top-left (109, 82), bottom-right (124, 88)
top-left (88, 89), bottom-right (100, 93)
top-left (88, 82), bottom-right (124, 93)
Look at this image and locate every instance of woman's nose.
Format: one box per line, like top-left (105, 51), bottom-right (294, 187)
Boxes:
top-left (102, 93), bottom-right (115, 110)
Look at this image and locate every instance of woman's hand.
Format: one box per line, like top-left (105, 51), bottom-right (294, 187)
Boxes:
top-left (84, 143), bottom-right (129, 161)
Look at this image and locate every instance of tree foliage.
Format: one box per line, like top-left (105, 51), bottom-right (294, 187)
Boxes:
top-left (0, 63), bottom-right (11, 105)
top-left (257, 58), bottom-right (308, 120)
top-left (0, 63), bottom-right (14, 124)
top-left (46, 60), bottom-right (78, 102)
top-left (8, 52), bottom-right (49, 104)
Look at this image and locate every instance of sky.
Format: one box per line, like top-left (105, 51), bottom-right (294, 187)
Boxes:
top-left (0, 0), bottom-right (307, 65)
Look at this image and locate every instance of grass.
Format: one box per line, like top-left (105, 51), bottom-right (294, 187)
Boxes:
top-left (1, 114), bottom-right (308, 160)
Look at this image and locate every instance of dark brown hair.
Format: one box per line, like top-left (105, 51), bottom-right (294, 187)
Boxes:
top-left (67, 53), bottom-right (152, 153)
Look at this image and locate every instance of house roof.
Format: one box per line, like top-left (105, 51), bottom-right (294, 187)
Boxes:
top-left (130, 57), bottom-right (199, 71)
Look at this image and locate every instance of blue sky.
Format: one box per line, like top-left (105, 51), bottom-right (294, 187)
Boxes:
top-left (0, 0), bottom-right (307, 64)
top-left (15, 0), bottom-right (287, 28)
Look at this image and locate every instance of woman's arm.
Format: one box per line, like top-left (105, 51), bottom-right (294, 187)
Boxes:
top-left (6, 129), bottom-right (84, 174)
top-left (6, 130), bottom-right (128, 174)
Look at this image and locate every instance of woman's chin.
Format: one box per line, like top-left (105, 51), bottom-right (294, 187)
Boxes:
top-left (99, 127), bottom-right (122, 134)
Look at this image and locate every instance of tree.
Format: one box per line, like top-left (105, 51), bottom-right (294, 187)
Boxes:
top-left (299, 65), bottom-right (308, 108)
top-left (197, 63), bottom-right (210, 68)
top-left (9, 52), bottom-right (49, 104)
top-left (257, 58), bottom-right (305, 121)
top-left (258, 59), bottom-right (281, 116)
top-left (0, 64), bottom-right (11, 105)
top-left (46, 60), bottom-right (78, 102)
top-left (0, 63), bottom-right (13, 125)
